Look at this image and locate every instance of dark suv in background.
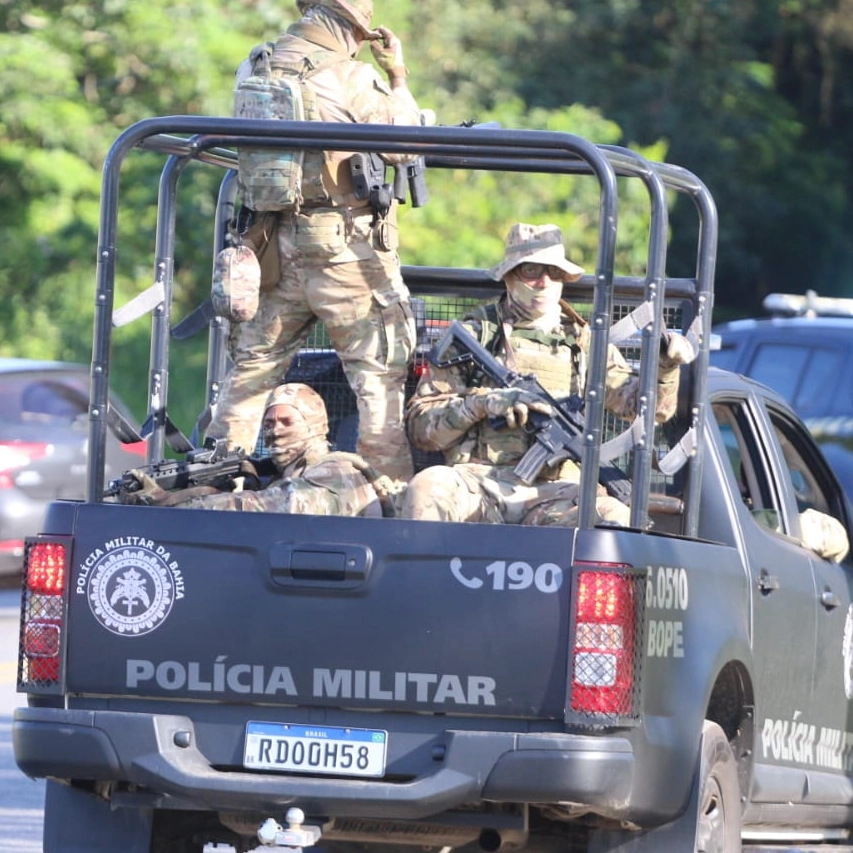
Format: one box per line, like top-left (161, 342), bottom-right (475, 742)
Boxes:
top-left (0, 359), bottom-right (146, 577)
top-left (711, 291), bottom-right (853, 499)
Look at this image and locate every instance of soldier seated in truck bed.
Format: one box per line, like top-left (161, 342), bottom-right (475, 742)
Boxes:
top-left (401, 222), bottom-right (694, 526)
top-left (122, 383), bottom-right (403, 516)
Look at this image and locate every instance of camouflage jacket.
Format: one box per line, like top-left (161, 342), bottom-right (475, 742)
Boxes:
top-left (179, 451), bottom-right (383, 517)
top-left (406, 301), bottom-right (682, 470)
top-left (269, 23), bottom-right (421, 207)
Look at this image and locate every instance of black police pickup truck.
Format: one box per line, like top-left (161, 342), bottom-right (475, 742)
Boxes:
top-left (12, 119), bottom-right (853, 853)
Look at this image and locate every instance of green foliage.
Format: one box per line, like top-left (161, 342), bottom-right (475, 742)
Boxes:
top-left (399, 101), bottom-right (668, 279)
top-left (3, 0), bottom-right (853, 442)
top-left (0, 0), bottom-right (297, 431)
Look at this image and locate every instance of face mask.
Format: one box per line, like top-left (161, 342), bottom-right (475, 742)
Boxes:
top-left (262, 405), bottom-right (309, 469)
top-left (505, 272), bottom-right (563, 323)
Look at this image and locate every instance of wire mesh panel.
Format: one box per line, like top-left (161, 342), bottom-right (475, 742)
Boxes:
top-left (284, 287), bottom-right (690, 500)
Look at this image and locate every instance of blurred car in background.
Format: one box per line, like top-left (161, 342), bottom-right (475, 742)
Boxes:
top-left (711, 291), bottom-right (853, 500)
top-left (0, 358), bottom-right (146, 577)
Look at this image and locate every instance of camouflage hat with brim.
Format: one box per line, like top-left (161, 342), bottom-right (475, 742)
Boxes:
top-left (297, 0), bottom-right (374, 36)
top-left (489, 223), bottom-right (584, 283)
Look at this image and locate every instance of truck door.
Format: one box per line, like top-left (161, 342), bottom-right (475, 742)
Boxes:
top-left (711, 399), bottom-right (817, 802)
top-left (763, 405), bottom-right (853, 788)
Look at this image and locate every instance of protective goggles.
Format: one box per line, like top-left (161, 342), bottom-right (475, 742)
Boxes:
top-left (514, 262), bottom-right (565, 281)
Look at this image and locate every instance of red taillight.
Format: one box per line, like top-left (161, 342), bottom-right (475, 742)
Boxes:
top-left (571, 567), bottom-right (636, 715)
top-left (24, 620), bottom-right (61, 656)
top-left (23, 619), bottom-right (61, 681)
top-left (0, 441), bottom-right (51, 489)
top-left (27, 542), bottom-right (67, 594)
top-left (20, 538), bottom-right (69, 688)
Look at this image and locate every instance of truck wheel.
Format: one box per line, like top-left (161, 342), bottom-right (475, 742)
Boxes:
top-left (695, 721), bottom-right (741, 853)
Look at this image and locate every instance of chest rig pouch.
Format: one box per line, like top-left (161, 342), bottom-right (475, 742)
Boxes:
top-left (234, 37), bottom-right (347, 212)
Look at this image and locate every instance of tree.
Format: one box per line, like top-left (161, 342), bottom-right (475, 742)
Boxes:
top-left (401, 0), bottom-right (853, 313)
top-left (5, 0), bottom-right (853, 440)
top-left (0, 0), bottom-right (289, 427)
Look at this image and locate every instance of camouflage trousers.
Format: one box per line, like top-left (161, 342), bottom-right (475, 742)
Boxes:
top-left (206, 209), bottom-right (416, 480)
top-left (400, 462), bottom-right (630, 526)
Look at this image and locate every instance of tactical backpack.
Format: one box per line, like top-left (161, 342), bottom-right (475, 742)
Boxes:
top-left (233, 38), bottom-right (347, 212)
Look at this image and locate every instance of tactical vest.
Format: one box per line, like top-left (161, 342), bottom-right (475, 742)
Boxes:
top-left (465, 302), bottom-right (584, 467)
top-left (234, 27), bottom-right (349, 212)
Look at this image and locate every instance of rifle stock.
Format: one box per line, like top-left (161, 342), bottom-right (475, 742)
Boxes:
top-left (429, 320), bottom-right (632, 504)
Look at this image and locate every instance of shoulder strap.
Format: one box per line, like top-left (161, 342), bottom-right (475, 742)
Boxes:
top-left (271, 24), bottom-right (351, 78)
top-left (465, 301), bottom-right (503, 352)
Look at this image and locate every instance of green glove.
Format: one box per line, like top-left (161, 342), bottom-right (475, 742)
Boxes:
top-left (461, 388), bottom-right (552, 429)
top-left (370, 25), bottom-right (406, 78)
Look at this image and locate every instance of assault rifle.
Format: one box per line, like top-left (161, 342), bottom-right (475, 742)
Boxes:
top-left (429, 320), bottom-right (632, 505)
top-left (106, 439), bottom-right (271, 501)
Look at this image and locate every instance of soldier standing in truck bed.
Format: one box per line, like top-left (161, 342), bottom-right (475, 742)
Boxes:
top-left (205, 0), bottom-right (423, 482)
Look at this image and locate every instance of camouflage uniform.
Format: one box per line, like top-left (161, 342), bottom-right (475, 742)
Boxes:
top-left (206, 1), bottom-right (421, 481)
top-left (177, 450), bottom-right (384, 517)
top-left (402, 223), bottom-right (691, 526)
top-left (131, 384), bottom-right (396, 518)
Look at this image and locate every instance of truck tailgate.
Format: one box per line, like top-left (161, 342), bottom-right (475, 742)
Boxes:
top-left (64, 503), bottom-right (575, 719)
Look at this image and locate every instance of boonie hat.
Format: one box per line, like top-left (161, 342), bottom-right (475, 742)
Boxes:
top-left (489, 223), bottom-right (584, 283)
top-left (297, 0), bottom-right (374, 37)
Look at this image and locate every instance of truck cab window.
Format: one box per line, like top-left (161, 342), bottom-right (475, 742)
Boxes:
top-left (767, 410), bottom-right (832, 516)
top-left (712, 402), bottom-right (781, 533)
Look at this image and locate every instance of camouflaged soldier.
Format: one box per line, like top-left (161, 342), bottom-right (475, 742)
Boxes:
top-left (401, 222), bottom-right (694, 526)
top-left (128, 384), bottom-right (399, 517)
top-left (206, 0), bottom-right (423, 481)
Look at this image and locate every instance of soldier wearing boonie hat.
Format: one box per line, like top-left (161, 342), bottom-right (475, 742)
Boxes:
top-left (401, 222), bottom-right (694, 527)
top-left (489, 222), bottom-right (585, 282)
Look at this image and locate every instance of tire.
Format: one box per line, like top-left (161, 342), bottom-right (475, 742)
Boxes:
top-left (695, 721), bottom-right (741, 853)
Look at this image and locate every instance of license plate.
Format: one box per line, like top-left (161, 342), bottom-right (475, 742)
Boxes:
top-left (243, 722), bottom-right (387, 777)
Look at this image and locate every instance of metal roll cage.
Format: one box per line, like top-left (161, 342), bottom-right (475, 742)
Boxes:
top-left (89, 117), bottom-right (717, 536)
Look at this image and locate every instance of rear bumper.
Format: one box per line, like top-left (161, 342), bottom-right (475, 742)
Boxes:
top-left (13, 706), bottom-right (634, 819)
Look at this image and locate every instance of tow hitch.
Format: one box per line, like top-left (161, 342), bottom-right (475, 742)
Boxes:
top-left (253, 808), bottom-right (322, 851)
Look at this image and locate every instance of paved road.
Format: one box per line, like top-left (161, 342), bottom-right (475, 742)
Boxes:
top-left (0, 588), bottom-right (234, 853)
top-left (0, 588), bottom-right (45, 852)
